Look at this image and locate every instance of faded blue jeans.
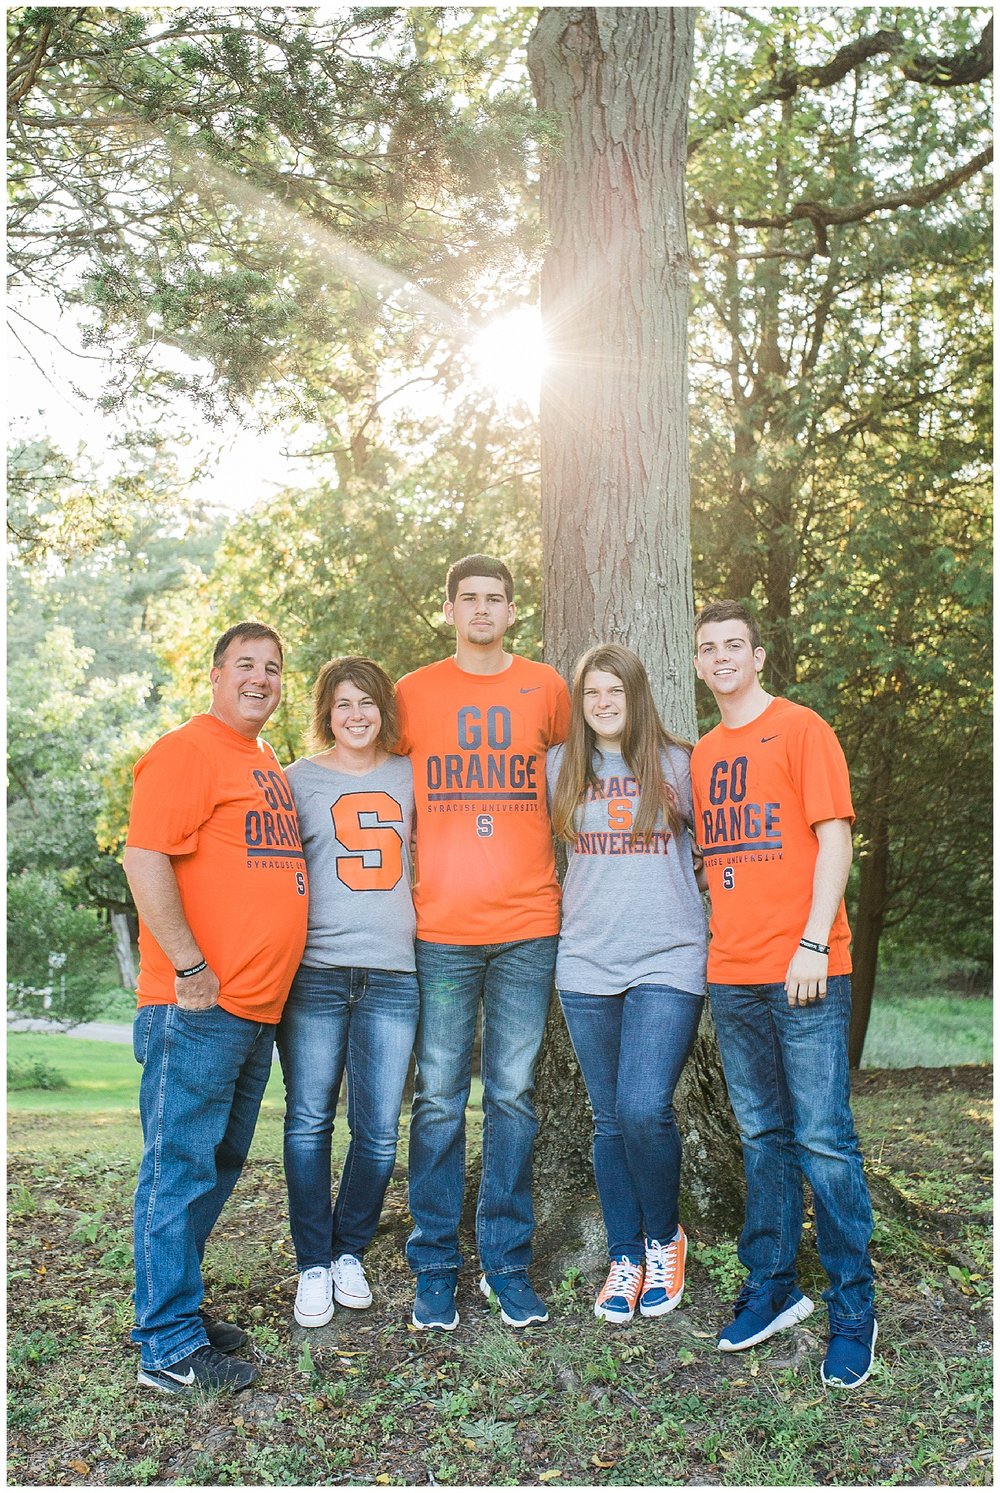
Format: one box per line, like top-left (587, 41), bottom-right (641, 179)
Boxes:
top-left (132, 1002), bottom-right (274, 1371)
top-left (559, 984), bottom-right (704, 1262)
top-left (406, 936), bottom-right (557, 1278)
top-left (276, 964), bottom-right (419, 1269)
top-left (709, 975), bottom-right (875, 1328)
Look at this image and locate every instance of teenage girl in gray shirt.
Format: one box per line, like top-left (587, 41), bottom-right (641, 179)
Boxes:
top-left (277, 657), bottom-right (418, 1331)
top-left (548, 644), bottom-right (708, 1326)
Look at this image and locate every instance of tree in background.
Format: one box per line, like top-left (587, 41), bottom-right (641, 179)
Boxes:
top-left (685, 8), bottom-right (992, 1055)
top-left (7, 7), bottom-right (992, 1070)
top-left (528, 8), bottom-right (744, 1239)
top-left (7, 443), bottom-right (221, 997)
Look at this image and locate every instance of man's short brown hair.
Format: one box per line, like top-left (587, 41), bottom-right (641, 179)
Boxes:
top-left (446, 554), bottom-right (514, 604)
top-left (213, 621), bottom-right (285, 668)
top-left (694, 600), bottom-right (762, 652)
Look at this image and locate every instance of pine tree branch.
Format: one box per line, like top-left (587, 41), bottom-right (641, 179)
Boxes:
top-left (689, 17), bottom-right (993, 156)
top-left (703, 146), bottom-right (993, 254)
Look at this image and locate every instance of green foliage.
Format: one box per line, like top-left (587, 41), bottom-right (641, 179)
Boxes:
top-left (7, 7), bottom-right (541, 419)
top-left (149, 394), bottom-right (543, 767)
top-left (7, 1057), bottom-right (69, 1092)
top-left (6, 871), bottom-right (118, 1026)
top-left (686, 7), bottom-right (992, 1001)
top-left (7, 445), bottom-right (221, 897)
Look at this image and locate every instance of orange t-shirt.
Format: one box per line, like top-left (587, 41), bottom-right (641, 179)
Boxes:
top-left (396, 655), bottom-right (570, 944)
top-left (126, 714), bottom-right (309, 1022)
top-left (691, 696), bottom-right (854, 984)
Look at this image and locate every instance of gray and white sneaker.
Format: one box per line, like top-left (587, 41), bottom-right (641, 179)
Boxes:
top-left (294, 1265), bottom-right (334, 1327)
top-left (138, 1343), bottom-right (257, 1395)
top-left (332, 1252), bottom-right (373, 1310)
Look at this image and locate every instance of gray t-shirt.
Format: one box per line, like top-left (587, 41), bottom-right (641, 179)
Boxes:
top-left (546, 743), bottom-right (708, 996)
top-left (287, 753), bottom-right (416, 973)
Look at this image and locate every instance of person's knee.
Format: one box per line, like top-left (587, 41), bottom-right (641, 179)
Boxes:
top-left (617, 1097), bottom-right (674, 1138)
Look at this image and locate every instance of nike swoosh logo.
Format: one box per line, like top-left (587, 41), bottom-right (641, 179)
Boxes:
top-left (520, 687), bottom-right (540, 694)
top-left (165, 1367), bottom-right (196, 1385)
top-left (760, 734), bottom-right (779, 743)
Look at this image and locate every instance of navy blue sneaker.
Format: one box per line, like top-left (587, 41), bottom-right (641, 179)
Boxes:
top-left (412, 1271), bottom-right (459, 1331)
top-left (718, 1286), bottom-right (814, 1351)
top-left (479, 1272), bottom-right (549, 1327)
top-left (821, 1313), bottom-right (878, 1389)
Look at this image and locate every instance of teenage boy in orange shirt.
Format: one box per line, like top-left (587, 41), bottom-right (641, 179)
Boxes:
top-left (397, 555), bottom-right (570, 1330)
top-left (691, 600), bottom-right (876, 1390)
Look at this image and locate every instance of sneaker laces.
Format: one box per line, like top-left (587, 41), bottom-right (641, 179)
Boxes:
top-left (829, 1315), bottom-right (875, 1342)
top-left (603, 1258), bottom-right (642, 1297)
top-left (420, 1272), bottom-right (455, 1294)
top-left (334, 1254), bottom-right (367, 1288)
top-left (644, 1237), bottom-right (678, 1289)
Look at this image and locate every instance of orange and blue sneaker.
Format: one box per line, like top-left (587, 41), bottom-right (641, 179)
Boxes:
top-left (595, 1257), bottom-right (644, 1324)
top-left (640, 1226), bottom-right (687, 1317)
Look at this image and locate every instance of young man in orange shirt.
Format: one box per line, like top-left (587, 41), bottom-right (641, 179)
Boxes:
top-left (123, 622), bottom-right (308, 1393)
top-left (397, 555), bottom-right (570, 1330)
top-left (691, 600), bottom-right (876, 1389)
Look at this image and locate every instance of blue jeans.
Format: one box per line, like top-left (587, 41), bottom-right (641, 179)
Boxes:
top-left (132, 1003), bottom-right (274, 1370)
top-left (709, 976), bottom-right (875, 1327)
top-left (559, 985), bottom-right (704, 1262)
top-left (276, 964), bottom-right (419, 1269)
top-left (406, 936), bottom-right (557, 1277)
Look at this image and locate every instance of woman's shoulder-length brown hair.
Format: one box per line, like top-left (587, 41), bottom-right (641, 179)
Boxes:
top-left (309, 656), bottom-right (400, 754)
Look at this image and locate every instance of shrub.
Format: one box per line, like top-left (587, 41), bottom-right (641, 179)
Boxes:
top-left (7, 1056), bottom-right (69, 1091)
top-left (7, 870), bottom-right (116, 1027)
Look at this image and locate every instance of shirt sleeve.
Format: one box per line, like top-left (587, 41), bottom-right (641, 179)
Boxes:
top-left (549, 673), bottom-right (571, 745)
top-left (125, 731), bottom-right (218, 856)
top-left (666, 746), bottom-right (695, 830)
top-left (545, 745), bottom-right (563, 810)
top-left (790, 712), bottom-right (855, 828)
top-left (395, 674), bottom-right (414, 756)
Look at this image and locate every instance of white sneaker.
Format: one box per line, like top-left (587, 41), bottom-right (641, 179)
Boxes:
top-left (294, 1265), bottom-right (334, 1327)
top-left (332, 1252), bottom-right (373, 1310)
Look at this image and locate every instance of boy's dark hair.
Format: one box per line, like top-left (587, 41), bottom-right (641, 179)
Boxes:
top-left (213, 621), bottom-right (285, 668)
top-left (446, 554), bottom-right (514, 604)
top-left (694, 600), bottom-right (762, 652)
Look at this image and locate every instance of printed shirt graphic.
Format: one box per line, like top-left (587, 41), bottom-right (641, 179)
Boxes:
top-left (126, 713), bottom-right (308, 1021)
top-left (286, 753), bottom-right (416, 973)
top-left (690, 696), bottom-right (854, 984)
top-left (396, 655), bottom-right (571, 944)
top-left (546, 744), bottom-right (708, 996)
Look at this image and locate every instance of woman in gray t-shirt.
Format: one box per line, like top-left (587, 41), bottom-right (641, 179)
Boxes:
top-left (277, 657), bottom-right (418, 1331)
top-left (548, 644), bottom-right (707, 1327)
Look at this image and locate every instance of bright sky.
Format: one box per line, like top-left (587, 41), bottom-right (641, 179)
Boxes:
top-left (8, 299), bottom-right (544, 514)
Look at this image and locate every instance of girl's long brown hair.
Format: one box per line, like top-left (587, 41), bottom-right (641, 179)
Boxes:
top-left (551, 644), bottom-right (690, 846)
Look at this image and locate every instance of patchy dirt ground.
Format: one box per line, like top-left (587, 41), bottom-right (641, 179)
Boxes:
top-left (7, 1065), bottom-right (992, 1487)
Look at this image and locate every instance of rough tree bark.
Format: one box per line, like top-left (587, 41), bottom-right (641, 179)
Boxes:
top-left (526, 8), bottom-right (744, 1274)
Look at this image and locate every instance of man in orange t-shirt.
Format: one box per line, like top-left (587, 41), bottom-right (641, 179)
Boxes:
top-left (691, 600), bottom-right (876, 1391)
top-left (123, 621), bottom-right (308, 1395)
top-left (397, 555), bottom-right (570, 1331)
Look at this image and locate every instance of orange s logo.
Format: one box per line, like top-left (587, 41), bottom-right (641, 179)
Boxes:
top-left (331, 792), bottom-right (404, 891)
top-left (607, 797), bottom-right (633, 831)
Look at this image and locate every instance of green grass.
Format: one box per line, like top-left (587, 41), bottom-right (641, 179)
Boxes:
top-left (861, 995), bottom-right (992, 1069)
top-left (6, 1037), bottom-right (992, 1486)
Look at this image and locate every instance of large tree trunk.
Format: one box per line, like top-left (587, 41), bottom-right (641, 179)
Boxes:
top-left (527, 8), bottom-right (743, 1266)
top-left (849, 742), bottom-right (894, 1067)
top-left (110, 908), bottom-right (137, 992)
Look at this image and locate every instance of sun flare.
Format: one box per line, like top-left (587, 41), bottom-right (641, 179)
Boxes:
top-left (470, 307), bottom-right (546, 412)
